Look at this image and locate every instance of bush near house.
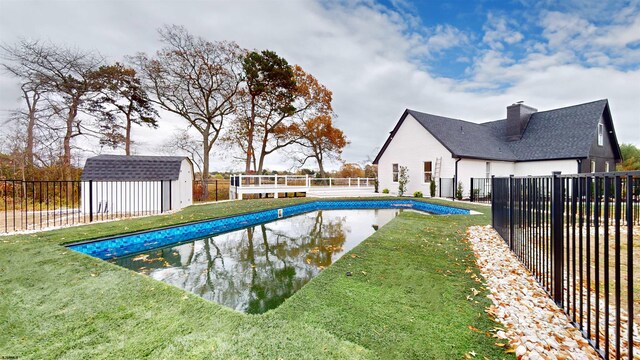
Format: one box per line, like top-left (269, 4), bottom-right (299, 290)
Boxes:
top-left (456, 182), bottom-right (464, 200)
top-left (382, 188), bottom-right (389, 194)
top-left (413, 191), bottom-right (423, 198)
top-left (430, 180), bottom-right (436, 197)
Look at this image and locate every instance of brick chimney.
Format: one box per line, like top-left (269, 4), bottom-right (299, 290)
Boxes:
top-left (506, 101), bottom-right (537, 141)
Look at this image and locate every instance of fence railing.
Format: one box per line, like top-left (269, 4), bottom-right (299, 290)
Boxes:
top-left (193, 179), bottom-right (230, 202)
top-left (470, 177), bottom-right (492, 204)
top-left (492, 171), bottom-right (639, 359)
top-left (229, 174), bottom-right (375, 189)
top-left (1, 179), bottom-right (171, 234)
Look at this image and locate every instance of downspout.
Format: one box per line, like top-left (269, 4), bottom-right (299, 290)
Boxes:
top-left (576, 159), bottom-right (582, 174)
top-left (454, 157), bottom-right (461, 201)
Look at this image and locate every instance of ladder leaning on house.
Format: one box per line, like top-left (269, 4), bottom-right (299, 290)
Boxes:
top-left (433, 157), bottom-right (442, 179)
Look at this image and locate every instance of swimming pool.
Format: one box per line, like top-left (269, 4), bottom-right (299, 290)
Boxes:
top-left (67, 200), bottom-right (469, 313)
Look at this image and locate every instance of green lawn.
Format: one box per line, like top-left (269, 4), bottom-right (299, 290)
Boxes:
top-left (0, 198), bottom-right (513, 359)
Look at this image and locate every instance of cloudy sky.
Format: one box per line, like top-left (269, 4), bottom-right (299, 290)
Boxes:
top-left (1, 0), bottom-right (639, 171)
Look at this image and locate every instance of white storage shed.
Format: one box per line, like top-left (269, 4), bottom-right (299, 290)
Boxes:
top-left (81, 155), bottom-right (193, 215)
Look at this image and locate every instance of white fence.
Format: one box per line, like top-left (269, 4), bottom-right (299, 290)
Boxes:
top-left (229, 175), bottom-right (376, 199)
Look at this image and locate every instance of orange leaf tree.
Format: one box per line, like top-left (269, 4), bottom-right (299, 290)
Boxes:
top-left (295, 114), bottom-right (348, 177)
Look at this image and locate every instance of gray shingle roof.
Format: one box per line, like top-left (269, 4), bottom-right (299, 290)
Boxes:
top-left (81, 155), bottom-right (188, 181)
top-left (408, 111), bottom-right (517, 161)
top-left (399, 99), bottom-right (611, 162)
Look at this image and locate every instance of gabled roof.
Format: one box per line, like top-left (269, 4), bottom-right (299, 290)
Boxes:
top-left (81, 155), bottom-right (189, 181)
top-left (373, 99), bottom-right (621, 164)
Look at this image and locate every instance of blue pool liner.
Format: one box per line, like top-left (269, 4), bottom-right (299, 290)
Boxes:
top-left (67, 200), bottom-right (470, 260)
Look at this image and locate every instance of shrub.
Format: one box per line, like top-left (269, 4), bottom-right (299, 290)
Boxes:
top-left (398, 166), bottom-right (409, 196)
top-left (413, 191), bottom-right (423, 198)
top-left (456, 182), bottom-right (464, 200)
top-left (430, 180), bottom-right (436, 197)
top-left (382, 188), bottom-right (389, 194)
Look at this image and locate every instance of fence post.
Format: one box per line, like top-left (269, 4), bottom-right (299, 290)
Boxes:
top-left (160, 181), bottom-right (164, 213)
top-left (491, 175), bottom-right (495, 228)
top-left (551, 171), bottom-right (564, 306)
top-left (470, 178), bottom-right (475, 202)
top-left (508, 175), bottom-right (514, 249)
top-left (88, 180), bottom-right (93, 223)
top-left (215, 180), bottom-right (218, 202)
top-left (439, 178), bottom-right (442, 197)
top-left (169, 181), bottom-right (172, 211)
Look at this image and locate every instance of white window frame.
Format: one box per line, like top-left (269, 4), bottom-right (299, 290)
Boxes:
top-left (597, 123), bottom-right (604, 146)
top-left (392, 163), bottom-right (399, 183)
top-left (605, 161), bottom-right (610, 172)
top-left (423, 161), bottom-right (433, 183)
top-left (591, 160), bottom-right (596, 173)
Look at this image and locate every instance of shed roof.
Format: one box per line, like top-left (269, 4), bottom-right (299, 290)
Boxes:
top-left (374, 99), bottom-right (620, 163)
top-left (81, 155), bottom-right (189, 181)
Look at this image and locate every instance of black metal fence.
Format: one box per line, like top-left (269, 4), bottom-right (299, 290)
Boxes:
top-left (1, 179), bottom-right (171, 233)
top-left (193, 179), bottom-right (230, 202)
top-left (470, 177), bottom-right (492, 203)
top-left (492, 171), bottom-right (639, 359)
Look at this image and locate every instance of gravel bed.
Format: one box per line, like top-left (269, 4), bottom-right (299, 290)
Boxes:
top-left (467, 225), bottom-right (611, 359)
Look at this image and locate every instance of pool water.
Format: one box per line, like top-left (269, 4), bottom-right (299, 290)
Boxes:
top-left (110, 209), bottom-right (404, 314)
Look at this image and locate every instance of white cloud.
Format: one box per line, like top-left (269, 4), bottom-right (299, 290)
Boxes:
top-left (0, 0), bottom-right (638, 173)
top-left (482, 13), bottom-right (524, 50)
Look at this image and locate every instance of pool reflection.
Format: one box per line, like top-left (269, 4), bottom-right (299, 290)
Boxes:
top-left (111, 209), bottom-right (401, 314)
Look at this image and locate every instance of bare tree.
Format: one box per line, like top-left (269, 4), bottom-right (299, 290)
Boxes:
top-left (1, 39), bottom-right (105, 180)
top-left (162, 130), bottom-right (204, 175)
top-left (1, 40), bottom-right (51, 175)
top-left (134, 25), bottom-right (243, 198)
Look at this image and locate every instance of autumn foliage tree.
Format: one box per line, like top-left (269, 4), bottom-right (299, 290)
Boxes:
top-left (294, 115), bottom-right (348, 177)
top-left (617, 143), bottom-right (640, 170)
top-left (337, 163), bottom-right (365, 178)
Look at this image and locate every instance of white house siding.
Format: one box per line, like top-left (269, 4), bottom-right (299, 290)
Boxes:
top-left (378, 114), bottom-right (455, 196)
top-left (457, 159), bottom-right (514, 197)
top-left (513, 160), bottom-right (578, 176)
top-left (171, 160), bottom-right (194, 210)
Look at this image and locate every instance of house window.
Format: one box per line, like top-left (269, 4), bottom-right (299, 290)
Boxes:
top-left (423, 161), bottom-right (432, 182)
top-left (605, 161), bottom-right (610, 172)
top-left (392, 163), bottom-right (399, 182)
top-left (485, 162), bottom-right (491, 178)
top-left (591, 160), bottom-right (596, 173)
top-left (598, 123), bottom-right (604, 146)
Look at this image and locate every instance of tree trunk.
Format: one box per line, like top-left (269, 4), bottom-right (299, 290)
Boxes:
top-left (201, 137), bottom-right (210, 200)
top-left (317, 160), bottom-right (325, 178)
top-left (315, 147), bottom-right (325, 177)
top-left (25, 111), bottom-right (35, 176)
top-left (125, 117), bottom-right (132, 156)
top-left (244, 97), bottom-right (256, 173)
top-left (63, 98), bottom-right (79, 181)
top-left (257, 130), bottom-right (268, 174)
top-left (23, 88), bottom-right (39, 178)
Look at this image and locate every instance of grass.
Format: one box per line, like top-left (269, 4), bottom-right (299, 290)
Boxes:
top-left (0, 197), bottom-right (513, 359)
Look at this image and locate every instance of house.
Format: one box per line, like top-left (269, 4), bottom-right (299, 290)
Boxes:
top-left (81, 155), bottom-right (194, 214)
top-left (373, 99), bottom-right (622, 197)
